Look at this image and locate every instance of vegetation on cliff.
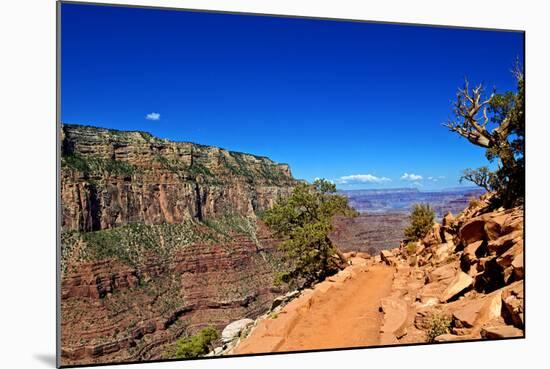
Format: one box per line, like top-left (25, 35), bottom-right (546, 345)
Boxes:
top-left (444, 63), bottom-right (524, 208)
top-left (168, 327), bottom-right (219, 359)
top-left (263, 179), bottom-right (358, 286)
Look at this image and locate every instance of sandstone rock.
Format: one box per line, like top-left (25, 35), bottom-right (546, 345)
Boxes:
top-left (423, 223), bottom-right (443, 247)
top-left (433, 242), bottom-right (455, 264)
top-left (501, 282), bottom-right (524, 328)
top-left (221, 319), bottom-right (255, 343)
top-left (434, 334), bottom-right (473, 342)
top-left (459, 219), bottom-right (487, 245)
top-left (496, 240), bottom-right (523, 268)
top-left (356, 252), bottom-right (371, 259)
top-left (462, 240), bottom-right (485, 264)
top-left (440, 272), bottom-right (473, 302)
top-left (481, 325), bottom-right (523, 339)
top-left (501, 209), bottom-right (524, 234)
top-left (380, 297), bottom-right (409, 338)
top-left (488, 230), bottom-right (523, 254)
top-left (415, 296), bottom-right (440, 310)
top-left (511, 252), bottom-right (524, 280)
top-left (483, 213), bottom-right (509, 241)
top-left (428, 262), bottom-right (459, 283)
top-left (380, 250), bottom-right (396, 266)
top-left (452, 292), bottom-right (502, 328)
top-left (442, 212), bottom-right (454, 229)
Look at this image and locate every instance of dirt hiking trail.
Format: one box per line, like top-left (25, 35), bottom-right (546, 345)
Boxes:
top-left (233, 258), bottom-right (394, 354)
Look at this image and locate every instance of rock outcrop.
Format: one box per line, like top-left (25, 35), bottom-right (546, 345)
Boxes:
top-left (377, 193), bottom-right (524, 344)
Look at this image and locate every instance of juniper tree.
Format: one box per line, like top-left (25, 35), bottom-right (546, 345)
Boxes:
top-left (444, 63), bottom-right (524, 208)
top-left (263, 179), bottom-right (358, 287)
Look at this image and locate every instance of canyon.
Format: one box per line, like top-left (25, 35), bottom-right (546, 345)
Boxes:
top-left (59, 124), bottom-right (523, 366)
top-left (60, 124), bottom-right (298, 365)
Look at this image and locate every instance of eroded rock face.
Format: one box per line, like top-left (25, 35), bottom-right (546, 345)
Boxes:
top-left (61, 224), bottom-right (289, 366)
top-left (61, 124), bottom-right (298, 232)
top-left (60, 124), bottom-right (300, 366)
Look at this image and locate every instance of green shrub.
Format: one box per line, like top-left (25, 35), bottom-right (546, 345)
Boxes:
top-left (405, 241), bottom-right (417, 255)
top-left (171, 327), bottom-right (219, 359)
top-left (404, 203), bottom-right (435, 241)
top-left (426, 314), bottom-right (451, 342)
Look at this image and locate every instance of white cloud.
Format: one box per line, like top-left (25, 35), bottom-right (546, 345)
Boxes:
top-left (334, 174), bottom-right (391, 184)
top-left (145, 112), bottom-right (160, 121)
top-left (401, 172), bottom-right (423, 181)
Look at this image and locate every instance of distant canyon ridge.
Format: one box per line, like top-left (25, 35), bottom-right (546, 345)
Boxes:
top-left (331, 188), bottom-right (485, 253)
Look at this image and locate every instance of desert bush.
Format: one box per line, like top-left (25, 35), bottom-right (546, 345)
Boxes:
top-left (170, 327), bottom-right (219, 359)
top-left (426, 314), bottom-right (451, 343)
top-left (405, 241), bottom-right (417, 255)
top-left (404, 203), bottom-right (435, 242)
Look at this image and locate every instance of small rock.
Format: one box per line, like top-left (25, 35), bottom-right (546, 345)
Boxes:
top-left (434, 334), bottom-right (472, 342)
top-left (481, 325), bottom-right (523, 339)
top-left (221, 319), bottom-right (254, 343)
top-left (440, 272), bottom-right (473, 302)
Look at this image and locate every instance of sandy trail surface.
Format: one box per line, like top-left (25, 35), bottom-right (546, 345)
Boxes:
top-left (233, 259), bottom-right (394, 354)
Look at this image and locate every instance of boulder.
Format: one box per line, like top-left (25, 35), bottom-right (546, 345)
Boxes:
top-left (442, 212), bottom-right (454, 229)
top-left (501, 282), bottom-right (524, 328)
top-left (511, 252), bottom-right (524, 280)
top-left (440, 272), bottom-right (473, 302)
top-left (496, 241), bottom-right (523, 268)
top-left (415, 296), bottom-right (440, 310)
top-left (481, 325), bottom-right (523, 339)
top-left (380, 297), bottom-right (409, 339)
top-left (487, 230), bottom-right (523, 254)
top-left (221, 319), bottom-right (254, 343)
top-left (433, 242), bottom-right (455, 263)
top-left (459, 219), bottom-right (487, 245)
top-left (428, 262), bottom-right (459, 283)
top-left (483, 213), bottom-right (509, 241)
top-left (380, 250), bottom-right (396, 266)
top-left (462, 240), bottom-right (485, 264)
top-left (501, 209), bottom-right (524, 234)
top-left (452, 292), bottom-right (502, 328)
top-left (356, 252), bottom-right (371, 260)
top-left (423, 223), bottom-right (443, 247)
top-left (434, 334), bottom-right (473, 342)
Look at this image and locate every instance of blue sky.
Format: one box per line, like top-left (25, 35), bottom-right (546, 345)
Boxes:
top-left (61, 3), bottom-right (524, 190)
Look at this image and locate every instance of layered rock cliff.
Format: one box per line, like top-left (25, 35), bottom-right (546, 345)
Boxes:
top-left (61, 124), bottom-right (297, 232)
top-left (60, 124), bottom-right (298, 366)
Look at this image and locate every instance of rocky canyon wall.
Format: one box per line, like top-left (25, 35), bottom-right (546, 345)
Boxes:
top-left (60, 124), bottom-right (298, 366)
top-left (61, 124), bottom-right (298, 232)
